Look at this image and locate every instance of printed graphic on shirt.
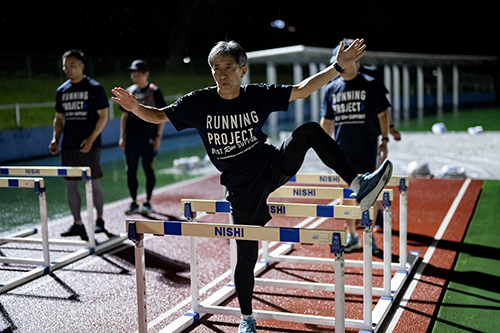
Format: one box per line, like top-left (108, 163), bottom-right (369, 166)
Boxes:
top-left (331, 89), bottom-right (367, 124)
top-left (61, 91), bottom-right (89, 120)
top-left (206, 111), bottom-right (260, 159)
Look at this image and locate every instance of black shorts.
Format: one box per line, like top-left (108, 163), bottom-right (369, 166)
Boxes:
top-left (61, 146), bottom-right (103, 179)
top-left (125, 138), bottom-right (155, 157)
top-left (221, 144), bottom-right (293, 226)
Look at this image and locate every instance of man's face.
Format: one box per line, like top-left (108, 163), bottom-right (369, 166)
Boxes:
top-left (62, 56), bottom-right (84, 82)
top-left (130, 70), bottom-right (149, 88)
top-left (210, 55), bottom-right (247, 98)
top-left (339, 60), bottom-right (360, 81)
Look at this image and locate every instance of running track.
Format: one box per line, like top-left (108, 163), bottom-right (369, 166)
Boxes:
top-left (0, 175), bottom-right (483, 332)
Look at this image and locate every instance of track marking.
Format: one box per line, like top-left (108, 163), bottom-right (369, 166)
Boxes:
top-left (386, 178), bottom-right (471, 331)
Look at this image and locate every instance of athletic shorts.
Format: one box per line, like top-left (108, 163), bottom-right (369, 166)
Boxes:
top-left (61, 146), bottom-right (103, 179)
top-left (125, 138), bottom-right (156, 157)
top-left (221, 144), bottom-right (293, 226)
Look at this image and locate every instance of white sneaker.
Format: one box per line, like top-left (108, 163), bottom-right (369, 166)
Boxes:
top-left (345, 234), bottom-right (361, 252)
top-left (239, 316), bottom-right (257, 333)
top-left (353, 159), bottom-right (393, 211)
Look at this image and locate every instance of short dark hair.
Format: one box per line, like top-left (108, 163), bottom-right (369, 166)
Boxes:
top-left (207, 41), bottom-right (247, 68)
top-left (62, 49), bottom-right (86, 64)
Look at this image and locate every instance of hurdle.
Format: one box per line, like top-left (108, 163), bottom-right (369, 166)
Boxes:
top-left (288, 173), bottom-right (410, 271)
top-left (0, 166), bottom-right (96, 248)
top-left (178, 200), bottom-right (383, 331)
top-left (0, 169), bottom-right (128, 294)
top-left (0, 177), bottom-right (50, 267)
top-left (266, 186), bottom-right (395, 293)
top-left (127, 218), bottom-right (349, 333)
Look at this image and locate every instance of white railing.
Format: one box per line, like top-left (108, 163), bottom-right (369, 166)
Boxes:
top-left (0, 94), bottom-right (182, 129)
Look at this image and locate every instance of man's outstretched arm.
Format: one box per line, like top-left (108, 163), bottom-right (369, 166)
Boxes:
top-left (289, 38), bottom-right (366, 102)
top-left (111, 87), bottom-right (169, 124)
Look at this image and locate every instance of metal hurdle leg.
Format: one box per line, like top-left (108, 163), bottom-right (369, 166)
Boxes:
top-left (84, 176), bottom-right (96, 248)
top-left (399, 178), bottom-right (408, 270)
top-left (361, 210), bottom-right (373, 331)
top-left (128, 222), bottom-right (147, 333)
top-left (382, 191), bottom-right (392, 297)
top-left (37, 185), bottom-right (50, 267)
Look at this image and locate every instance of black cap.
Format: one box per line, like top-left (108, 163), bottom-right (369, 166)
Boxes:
top-left (127, 60), bottom-right (149, 72)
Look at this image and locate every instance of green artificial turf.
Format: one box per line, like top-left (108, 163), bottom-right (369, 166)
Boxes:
top-left (432, 180), bottom-right (500, 333)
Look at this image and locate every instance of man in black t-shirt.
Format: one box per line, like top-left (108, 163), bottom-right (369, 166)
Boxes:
top-left (112, 40), bottom-right (393, 333)
top-left (49, 49), bottom-right (108, 240)
top-left (119, 60), bottom-right (166, 215)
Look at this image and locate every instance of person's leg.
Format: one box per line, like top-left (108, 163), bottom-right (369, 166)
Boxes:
top-left (234, 239), bottom-right (259, 317)
top-left (279, 122), bottom-right (357, 184)
top-left (61, 178), bottom-right (87, 239)
top-left (126, 152), bottom-right (140, 202)
top-left (91, 179), bottom-right (104, 217)
top-left (142, 154), bottom-right (155, 202)
top-left (64, 178), bottom-right (82, 223)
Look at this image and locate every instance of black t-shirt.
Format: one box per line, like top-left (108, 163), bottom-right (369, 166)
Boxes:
top-left (55, 76), bottom-right (109, 149)
top-left (123, 83), bottom-right (167, 140)
top-left (321, 71), bottom-right (390, 158)
top-left (163, 84), bottom-right (292, 172)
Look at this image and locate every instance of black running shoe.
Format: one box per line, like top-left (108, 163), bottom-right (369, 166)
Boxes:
top-left (95, 218), bottom-right (106, 233)
top-left (61, 224), bottom-right (88, 240)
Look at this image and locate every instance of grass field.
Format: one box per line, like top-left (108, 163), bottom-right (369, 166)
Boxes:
top-left (0, 74), bottom-right (215, 130)
top-left (432, 180), bottom-right (500, 333)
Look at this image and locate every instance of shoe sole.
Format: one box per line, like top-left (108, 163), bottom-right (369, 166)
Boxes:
top-left (358, 160), bottom-right (393, 211)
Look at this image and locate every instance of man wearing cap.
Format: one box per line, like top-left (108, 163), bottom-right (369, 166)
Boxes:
top-left (119, 60), bottom-right (166, 215)
top-left (320, 38), bottom-right (391, 253)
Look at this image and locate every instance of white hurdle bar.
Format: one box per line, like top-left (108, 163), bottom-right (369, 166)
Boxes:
top-left (0, 166), bottom-right (96, 248)
top-left (127, 219), bottom-right (348, 333)
top-left (181, 200), bottom-right (378, 331)
top-left (0, 177), bottom-right (50, 267)
top-left (267, 186), bottom-right (394, 294)
top-left (289, 173), bottom-right (409, 271)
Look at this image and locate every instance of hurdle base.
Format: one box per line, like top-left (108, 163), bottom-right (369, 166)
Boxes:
top-left (160, 243), bottom-right (293, 333)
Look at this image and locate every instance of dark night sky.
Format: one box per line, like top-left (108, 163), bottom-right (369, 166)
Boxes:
top-left (1, 0), bottom-right (496, 59)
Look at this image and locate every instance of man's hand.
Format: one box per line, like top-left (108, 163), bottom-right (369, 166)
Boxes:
top-left (336, 38), bottom-right (366, 69)
top-left (390, 126), bottom-right (402, 141)
top-left (48, 140), bottom-right (59, 155)
top-left (79, 137), bottom-right (94, 153)
top-left (111, 87), bottom-right (139, 112)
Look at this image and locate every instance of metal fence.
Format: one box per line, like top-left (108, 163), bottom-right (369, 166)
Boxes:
top-left (0, 95), bottom-right (182, 129)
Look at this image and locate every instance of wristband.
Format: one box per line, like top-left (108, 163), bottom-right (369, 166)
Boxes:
top-left (333, 61), bottom-right (345, 74)
top-left (381, 137), bottom-right (389, 142)
top-left (390, 124), bottom-right (395, 129)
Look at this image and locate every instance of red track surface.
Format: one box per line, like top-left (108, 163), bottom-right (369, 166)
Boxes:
top-left (0, 175), bottom-right (482, 333)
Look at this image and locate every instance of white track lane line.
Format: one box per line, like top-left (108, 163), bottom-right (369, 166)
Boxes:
top-left (385, 177), bottom-right (471, 332)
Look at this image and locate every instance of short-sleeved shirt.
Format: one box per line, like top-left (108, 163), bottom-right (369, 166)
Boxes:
top-left (123, 83), bottom-right (167, 141)
top-left (55, 76), bottom-right (109, 149)
top-left (163, 84), bottom-right (292, 173)
top-left (321, 71), bottom-right (390, 171)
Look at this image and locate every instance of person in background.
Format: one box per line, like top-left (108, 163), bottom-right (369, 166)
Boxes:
top-left (320, 38), bottom-right (392, 253)
top-left (120, 60), bottom-right (166, 215)
top-left (49, 49), bottom-right (108, 240)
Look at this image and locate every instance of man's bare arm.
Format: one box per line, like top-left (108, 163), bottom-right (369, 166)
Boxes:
top-left (111, 87), bottom-right (169, 124)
